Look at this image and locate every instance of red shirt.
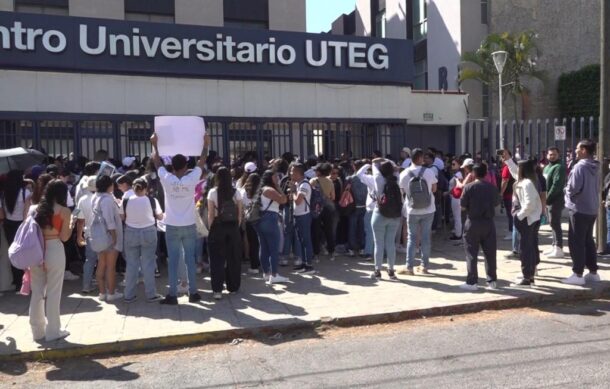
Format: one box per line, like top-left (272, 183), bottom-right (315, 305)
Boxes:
top-left (501, 165), bottom-right (513, 201)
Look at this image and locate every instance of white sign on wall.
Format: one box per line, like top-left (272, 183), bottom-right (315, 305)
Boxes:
top-left (554, 125), bottom-right (566, 141)
top-left (155, 116), bottom-right (205, 156)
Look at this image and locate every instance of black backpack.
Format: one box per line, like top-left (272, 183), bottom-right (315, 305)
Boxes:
top-left (217, 189), bottom-right (238, 223)
top-left (378, 177), bottom-right (403, 218)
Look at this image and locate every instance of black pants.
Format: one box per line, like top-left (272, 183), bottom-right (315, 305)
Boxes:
top-left (514, 217), bottom-right (540, 280)
top-left (568, 211), bottom-right (598, 275)
top-left (208, 221), bottom-right (242, 293)
top-left (312, 205), bottom-right (337, 255)
top-left (4, 219), bottom-right (23, 290)
top-left (245, 221), bottom-right (260, 270)
top-left (547, 203), bottom-right (564, 248)
top-left (463, 219), bottom-right (497, 284)
top-left (503, 198), bottom-right (513, 232)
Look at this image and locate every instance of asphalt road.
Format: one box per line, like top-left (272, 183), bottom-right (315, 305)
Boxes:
top-left (2, 298), bottom-right (610, 388)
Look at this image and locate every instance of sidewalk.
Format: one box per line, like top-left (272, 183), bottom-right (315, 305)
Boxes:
top-left (1, 216), bottom-right (609, 360)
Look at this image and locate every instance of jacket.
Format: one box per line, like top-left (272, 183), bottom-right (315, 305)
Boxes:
top-left (543, 160), bottom-right (566, 206)
top-left (515, 178), bottom-right (543, 225)
top-left (564, 158), bottom-right (600, 215)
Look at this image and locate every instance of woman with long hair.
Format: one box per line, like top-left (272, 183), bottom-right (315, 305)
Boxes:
top-left (511, 160), bottom-right (542, 288)
top-left (93, 175), bottom-right (124, 301)
top-left (207, 167), bottom-right (243, 300)
top-left (310, 163), bottom-right (336, 261)
top-left (240, 173), bottom-right (261, 274)
top-left (31, 179), bottom-right (73, 341)
top-left (31, 173), bottom-right (54, 207)
top-left (3, 169), bottom-right (32, 290)
top-left (254, 170), bottom-right (289, 284)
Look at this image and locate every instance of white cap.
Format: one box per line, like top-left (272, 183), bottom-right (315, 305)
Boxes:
top-left (122, 156), bottom-right (136, 167)
top-left (402, 147), bottom-right (411, 156)
top-left (460, 158), bottom-right (475, 169)
top-left (244, 162), bottom-right (257, 173)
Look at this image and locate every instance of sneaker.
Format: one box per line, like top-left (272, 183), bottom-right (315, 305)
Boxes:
top-left (370, 269), bottom-right (382, 279)
top-left (118, 279), bottom-right (126, 287)
top-left (189, 293), bottom-right (202, 303)
top-left (397, 267), bottom-right (414, 276)
top-left (147, 294), bottom-right (164, 303)
top-left (154, 268), bottom-right (161, 278)
top-left (279, 258), bottom-right (289, 266)
top-left (213, 292), bottom-right (222, 300)
top-left (293, 258), bottom-right (303, 267)
top-left (321, 248), bottom-right (329, 256)
top-left (387, 269), bottom-right (397, 280)
top-left (486, 281), bottom-right (498, 290)
top-left (267, 274), bottom-right (290, 284)
top-left (63, 270), bottom-right (79, 281)
top-left (45, 330), bottom-right (70, 342)
top-left (301, 265), bottom-right (316, 275)
top-left (98, 293), bottom-right (106, 301)
top-left (293, 264), bottom-right (306, 272)
top-left (124, 296), bottom-right (137, 304)
top-left (247, 268), bottom-right (260, 274)
top-left (459, 283), bottom-right (478, 291)
top-left (347, 250), bottom-right (356, 257)
top-left (504, 251), bottom-right (519, 259)
top-left (510, 278), bottom-right (532, 288)
top-left (107, 292), bottom-right (124, 301)
top-left (81, 287), bottom-right (93, 294)
top-left (159, 295), bottom-right (178, 305)
top-left (449, 234), bottom-right (462, 241)
top-left (584, 272), bottom-right (601, 283)
top-left (418, 266), bottom-right (429, 275)
top-left (503, 233), bottom-right (513, 241)
top-left (365, 255), bottom-right (373, 261)
top-left (562, 273), bottom-right (586, 286)
top-left (543, 247), bottom-right (555, 255)
top-left (177, 284), bottom-right (189, 295)
top-left (546, 247), bottom-right (565, 259)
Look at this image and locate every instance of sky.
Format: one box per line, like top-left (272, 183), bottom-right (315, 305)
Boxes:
top-left (306, 0), bottom-right (357, 33)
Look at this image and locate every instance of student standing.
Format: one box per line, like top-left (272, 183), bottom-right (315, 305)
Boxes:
top-left (543, 147), bottom-right (566, 258)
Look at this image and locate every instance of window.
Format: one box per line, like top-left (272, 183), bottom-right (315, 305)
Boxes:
top-left (481, 0), bottom-right (488, 24)
top-left (125, 0), bottom-right (175, 23)
top-left (413, 59), bottom-right (428, 90)
top-left (375, 9), bottom-right (386, 38)
top-left (15, 0), bottom-right (68, 15)
top-left (482, 84), bottom-right (490, 117)
top-left (412, 0), bottom-right (427, 42)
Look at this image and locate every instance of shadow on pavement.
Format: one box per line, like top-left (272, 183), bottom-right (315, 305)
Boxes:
top-left (45, 358), bottom-right (139, 382)
top-left (0, 337), bottom-right (27, 376)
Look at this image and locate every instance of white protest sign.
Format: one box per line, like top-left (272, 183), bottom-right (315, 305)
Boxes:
top-left (154, 116), bottom-right (205, 156)
top-left (554, 125), bottom-right (566, 141)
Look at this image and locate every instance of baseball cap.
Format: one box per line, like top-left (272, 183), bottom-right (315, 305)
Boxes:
top-left (244, 162), bottom-right (257, 173)
top-left (122, 156), bottom-right (136, 167)
top-left (460, 158), bottom-right (475, 168)
top-left (85, 175), bottom-right (97, 192)
top-left (402, 147), bottom-right (411, 156)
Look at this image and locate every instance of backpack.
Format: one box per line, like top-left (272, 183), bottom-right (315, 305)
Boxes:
top-left (89, 196), bottom-right (114, 253)
top-left (245, 190), bottom-right (272, 224)
top-left (303, 181), bottom-right (324, 219)
top-left (8, 213), bottom-right (45, 270)
top-left (349, 176), bottom-right (368, 207)
top-left (378, 178), bottom-right (403, 218)
top-left (406, 167), bottom-right (432, 210)
top-left (338, 183), bottom-right (355, 216)
top-left (216, 189), bottom-right (239, 223)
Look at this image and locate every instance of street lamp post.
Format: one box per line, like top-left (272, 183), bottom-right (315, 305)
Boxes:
top-left (492, 51), bottom-right (508, 149)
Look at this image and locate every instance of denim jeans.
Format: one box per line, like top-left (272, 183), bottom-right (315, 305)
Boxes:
top-left (124, 225), bottom-right (158, 300)
top-left (165, 224), bottom-right (198, 297)
top-left (512, 222), bottom-right (521, 253)
top-left (82, 238), bottom-right (98, 291)
top-left (371, 210), bottom-right (401, 270)
top-left (364, 210), bottom-right (374, 256)
top-left (406, 212), bottom-right (435, 268)
top-left (254, 212), bottom-right (281, 275)
top-left (348, 207), bottom-right (366, 251)
top-left (294, 213), bottom-right (314, 265)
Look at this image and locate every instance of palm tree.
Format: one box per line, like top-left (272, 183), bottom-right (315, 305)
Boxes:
top-left (460, 31), bottom-right (547, 123)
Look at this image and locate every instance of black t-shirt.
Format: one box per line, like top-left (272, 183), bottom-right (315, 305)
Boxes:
top-left (461, 180), bottom-right (499, 221)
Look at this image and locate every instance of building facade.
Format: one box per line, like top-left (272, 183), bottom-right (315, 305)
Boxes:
top-left (0, 0), bottom-right (467, 162)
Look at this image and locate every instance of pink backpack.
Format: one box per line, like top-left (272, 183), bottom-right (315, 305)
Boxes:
top-left (8, 214), bottom-right (45, 270)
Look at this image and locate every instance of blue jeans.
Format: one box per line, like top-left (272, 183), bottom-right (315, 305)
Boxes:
top-left (165, 224), bottom-right (198, 296)
top-left (124, 226), bottom-right (158, 299)
top-left (371, 210), bottom-right (401, 270)
top-left (82, 238), bottom-right (98, 291)
top-left (364, 210), bottom-right (374, 256)
top-left (255, 212), bottom-right (281, 275)
top-left (294, 213), bottom-right (314, 265)
top-left (512, 223), bottom-right (521, 253)
top-left (406, 212), bottom-right (434, 268)
top-left (348, 207), bottom-right (366, 251)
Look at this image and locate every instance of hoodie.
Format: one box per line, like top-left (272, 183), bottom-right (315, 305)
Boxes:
top-left (564, 158), bottom-right (600, 215)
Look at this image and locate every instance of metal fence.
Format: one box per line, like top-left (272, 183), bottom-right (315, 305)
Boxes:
top-left (465, 117), bottom-right (599, 160)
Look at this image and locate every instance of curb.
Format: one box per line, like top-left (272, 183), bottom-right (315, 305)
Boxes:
top-left (3, 284), bottom-right (609, 362)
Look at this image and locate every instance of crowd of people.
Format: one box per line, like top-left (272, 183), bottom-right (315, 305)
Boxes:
top-left (0, 133), bottom-right (604, 342)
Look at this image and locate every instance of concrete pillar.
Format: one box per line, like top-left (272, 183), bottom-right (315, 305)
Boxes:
top-left (175, 0), bottom-right (223, 27)
top-left (0, 0), bottom-right (14, 12)
top-left (268, 0), bottom-right (306, 32)
top-left (69, 0), bottom-right (124, 20)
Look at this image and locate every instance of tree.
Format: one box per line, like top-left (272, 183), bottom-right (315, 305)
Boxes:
top-left (460, 31), bottom-right (547, 123)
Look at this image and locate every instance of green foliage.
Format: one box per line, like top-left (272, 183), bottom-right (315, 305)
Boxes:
top-left (557, 64), bottom-right (600, 119)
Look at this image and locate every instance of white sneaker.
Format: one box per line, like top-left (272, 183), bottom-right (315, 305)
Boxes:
top-left (459, 283), bottom-right (478, 291)
top-left (547, 247), bottom-right (565, 258)
top-left (584, 272), bottom-right (601, 283)
top-left (213, 292), bottom-right (222, 300)
top-left (64, 270), bottom-right (79, 281)
top-left (543, 247), bottom-right (554, 255)
top-left (562, 273), bottom-right (585, 286)
top-left (119, 279), bottom-right (126, 287)
top-left (267, 274), bottom-right (290, 284)
top-left (503, 234), bottom-right (513, 241)
top-left (177, 284), bottom-right (189, 295)
top-left (45, 330), bottom-right (70, 342)
top-left (106, 292), bottom-right (124, 301)
top-left (279, 258), bottom-right (289, 266)
top-left (486, 281), bottom-right (498, 290)
top-left (247, 268), bottom-right (259, 274)
top-left (98, 293), bottom-right (106, 301)
top-left (347, 250), bottom-right (356, 257)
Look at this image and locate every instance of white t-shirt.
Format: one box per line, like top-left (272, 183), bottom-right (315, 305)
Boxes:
top-left (159, 166), bottom-right (201, 226)
top-left (261, 189), bottom-right (280, 214)
top-left (293, 180), bottom-right (312, 217)
top-left (76, 191), bottom-right (95, 238)
top-left (207, 187), bottom-right (242, 218)
top-left (238, 187), bottom-right (252, 208)
top-left (4, 189), bottom-right (32, 221)
top-left (124, 195), bottom-right (163, 229)
top-left (399, 165), bottom-right (438, 216)
top-left (118, 189), bottom-right (135, 215)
